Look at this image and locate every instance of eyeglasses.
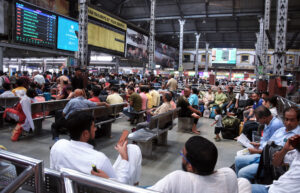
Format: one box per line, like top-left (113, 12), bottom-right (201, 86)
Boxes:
top-left (179, 151), bottom-right (190, 164)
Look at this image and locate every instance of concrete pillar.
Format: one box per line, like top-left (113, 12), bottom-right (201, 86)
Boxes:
top-left (205, 42), bottom-right (209, 72)
top-left (178, 19), bottom-right (185, 77)
top-left (149, 0), bottom-right (156, 71)
top-left (194, 33), bottom-right (200, 78)
top-left (0, 47), bottom-right (3, 71)
top-left (115, 57), bottom-right (120, 74)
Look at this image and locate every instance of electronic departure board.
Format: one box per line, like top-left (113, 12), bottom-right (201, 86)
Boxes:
top-left (15, 1), bottom-right (57, 48)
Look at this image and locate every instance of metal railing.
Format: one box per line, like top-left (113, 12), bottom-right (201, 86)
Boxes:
top-left (276, 95), bottom-right (300, 119)
top-left (0, 149), bottom-right (43, 193)
top-left (60, 168), bottom-right (158, 193)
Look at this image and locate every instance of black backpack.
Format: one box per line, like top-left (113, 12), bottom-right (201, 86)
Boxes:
top-left (255, 141), bottom-right (289, 185)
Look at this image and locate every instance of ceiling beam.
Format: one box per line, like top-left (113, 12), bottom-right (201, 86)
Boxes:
top-left (156, 29), bottom-right (258, 35)
top-left (175, 0), bottom-right (184, 19)
top-left (128, 12), bottom-right (262, 21)
top-left (205, 0), bottom-right (209, 17)
top-left (287, 32), bottom-right (299, 50)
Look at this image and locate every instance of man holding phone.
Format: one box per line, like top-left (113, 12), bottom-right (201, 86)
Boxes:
top-left (252, 134), bottom-right (300, 193)
top-left (50, 112), bottom-right (142, 185)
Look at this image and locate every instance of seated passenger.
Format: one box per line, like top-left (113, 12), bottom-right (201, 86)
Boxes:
top-left (50, 112), bottom-right (142, 185)
top-left (150, 85), bottom-right (160, 107)
top-left (214, 87), bottom-right (227, 107)
top-left (252, 134), bottom-right (300, 193)
top-left (139, 86), bottom-right (148, 111)
top-left (235, 106), bottom-right (299, 181)
top-left (145, 87), bottom-right (153, 109)
top-left (235, 86), bottom-right (248, 109)
top-left (106, 87), bottom-right (123, 105)
top-left (136, 93), bottom-right (173, 130)
top-left (88, 87), bottom-right (101, 103)
top-left (244, 92), bottom-right (263, 120)
top-left (123, 86), bottom-right (142, 124)
top-left (222, 87), bottom-right (235, 114)
top-left (202, 87), bottom-right (215, 108)
top-left (177, 87), bottom-right (202, 134)
top-left (5, 88), bottom-right (37, 141)
top-left (12, 79), bottom-right (27, 98)
top-left (148, 136), bottom-right (251, 193)
top-left (0, 83), bottom-right (14, 98)
top-left (51, 89), bottom-right (109, 141)
top-left (262, 96), bottom-right (278, 117)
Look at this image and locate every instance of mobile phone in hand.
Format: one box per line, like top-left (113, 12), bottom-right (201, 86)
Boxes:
top-left (92, 164), bottom-right (98, 173)
top-left (118, 130), bottom-right (129, 146)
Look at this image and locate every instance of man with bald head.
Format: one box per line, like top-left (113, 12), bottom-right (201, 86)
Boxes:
top-left (51, 89), bottom-right (109, 141)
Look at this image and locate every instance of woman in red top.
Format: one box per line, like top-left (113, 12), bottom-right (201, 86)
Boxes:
top-left (88, 86), bottom-right (101, 102)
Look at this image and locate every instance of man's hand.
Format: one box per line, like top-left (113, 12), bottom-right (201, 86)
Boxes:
top-left (248, 148), bottom-right (262, 154)
top-left (115, 140), bottom-right (128, 161)
top-left (91, 169), bottom-right (109, 179)
top-left (283, 135), bottom-right (299, 152)
top-left (250, 142), bottom-right (260, 149)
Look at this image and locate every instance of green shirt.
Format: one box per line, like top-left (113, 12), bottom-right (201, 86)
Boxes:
top-left (130, 92), bottom-right (142, 112)
top-left (215, 92), bottom-right (227, 106)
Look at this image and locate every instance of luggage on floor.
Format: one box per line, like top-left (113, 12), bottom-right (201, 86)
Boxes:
top-left (221, 116), bottom-right (240, 139)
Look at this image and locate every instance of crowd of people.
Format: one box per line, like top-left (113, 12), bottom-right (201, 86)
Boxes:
top-left (0, 68), bottom-right (300, 193)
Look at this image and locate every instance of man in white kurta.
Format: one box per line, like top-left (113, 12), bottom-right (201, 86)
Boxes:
top-left (50, 111), bottom-right (141, 185)
top-left (148, 136), bottom-right (251, 193)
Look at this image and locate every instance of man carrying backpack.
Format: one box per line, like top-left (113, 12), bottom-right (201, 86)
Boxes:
top-left (235, 106), bottom-right (299, 182)
top-left (252, 134), bottom-right (300, 193)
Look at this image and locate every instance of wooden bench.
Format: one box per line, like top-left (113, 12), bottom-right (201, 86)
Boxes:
top-left (128, 108), bottom-right (180, 157)
top-left (76, 103), bottom-right (126, 138)
top-left (30, 99), bottom-right (70, 134)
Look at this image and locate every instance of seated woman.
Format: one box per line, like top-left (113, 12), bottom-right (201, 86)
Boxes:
top-left (4, 88), bottom-right (38, 141)
top-left (214, 87), bottom-right (227, 108)
top-left (203, 87), bottom-right (215, 108)
top-left (262, 96), bottom-right (278, 117)
top-left (135, 93), bottom-right (173, 130)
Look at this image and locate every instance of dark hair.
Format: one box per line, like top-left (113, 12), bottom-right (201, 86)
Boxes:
top-left (254, 105), bottom-right (271, 119)
top-left (214, 106), bottom-right (221, 115)
top-left (164, 93), bottom-right (172, 102)
top-left (192, 88), bottom-right (199, 95)
top-left (145, 86), bottom-right (149, 93)
top-left (261, 91), bottom-right (269, 96)
top-left (2, 83), bottom-right (11, 90)
top-left (111, 87), bottom-right (119, 92)
top-left (128, 86), bottom-right (135, 91)
top-left (91, 87), bottom-right (100, 96)
top-left (63, 70), bottom-right (68, 75)
top-left (26, 88), bottom-right (37, 98)
top-left (284, 106), bottom-right (300, 121)
top-left (66, 85), bottom-right (73, 91)
top-left (185, 136), bottom-right (218, 175)
top-left (215, 81), bottom-right (219, 86)
top-left (228, 87), bottom-right (233, 93)
top-left (264, 96), bottom-right (277, 107)
top-left (0, 70), bottom-right (3, 76)
top-left (67, 112), bottom-right (94, 140)
top-left (140, 86), bottom-right (146, 92)
top-left (16, 79), bottom-right (24, 87)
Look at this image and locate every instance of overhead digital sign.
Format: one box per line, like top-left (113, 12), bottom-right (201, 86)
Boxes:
top-left (57, 16), bottom-right (78, 51)
top-left (212, 48), bottom-right (237, 67)
top-left (15, 1), bottom-right (57, 48)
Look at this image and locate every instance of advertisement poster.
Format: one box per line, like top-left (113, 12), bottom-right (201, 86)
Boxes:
top-left (155, 41), bottom-right (178, 69)
top-left (126, 28), bottom-right (148, 62)
top-left (24, 0), bottom-right (69, 16)
top-left (57, 16), bottom-right (78, 51)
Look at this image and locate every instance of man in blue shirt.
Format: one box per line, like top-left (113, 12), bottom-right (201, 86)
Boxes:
top-left (235, 106), bottom-right (300, 181)
top-left (188, 88), bottom-right (199, 108)
top-left (51, 89), bottom-right (109, 141)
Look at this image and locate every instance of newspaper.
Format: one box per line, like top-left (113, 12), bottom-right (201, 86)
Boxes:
top-left (237, 134), bottom-right (254, 148)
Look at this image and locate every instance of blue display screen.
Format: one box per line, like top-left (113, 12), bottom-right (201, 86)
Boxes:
top-left (57, 16), bottom-right (78, 51)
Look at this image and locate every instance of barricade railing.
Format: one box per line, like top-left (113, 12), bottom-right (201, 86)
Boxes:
top-left (60, 168), bottom-right (157, 193)
top-left (0, 149), bottom-right (43, 193)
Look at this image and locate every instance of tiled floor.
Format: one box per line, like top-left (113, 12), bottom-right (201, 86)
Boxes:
top-left (0, 116), bottom-right (243, 186)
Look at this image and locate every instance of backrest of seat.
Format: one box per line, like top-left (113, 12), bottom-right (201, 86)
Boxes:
top-left (157, 111), bottom-right (173, 130)
top-left (31, 99), bottom-right (70, 114)
top-left (0, 97), bottom-right (19, 108)
top-left (148, 115), bottom-right (159, 130)
top-left (172, 108), bottom-right (181, 119)
top-left (44, 168), bottom-right (63, 193)
top-left (112, 103), bottom-right (126, 114)
top-left (93, 106), bottom-right (113, 119)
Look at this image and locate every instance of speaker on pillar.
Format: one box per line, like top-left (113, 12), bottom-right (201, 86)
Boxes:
top-left (268, 75), bottom-right (287, 97)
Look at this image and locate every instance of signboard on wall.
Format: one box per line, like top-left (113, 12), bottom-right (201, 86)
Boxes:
top-left (126, 28), bottom-right (148, 63)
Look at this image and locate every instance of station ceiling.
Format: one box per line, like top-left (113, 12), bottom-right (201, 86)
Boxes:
top-left (91, 0), bottom-right (300, 49)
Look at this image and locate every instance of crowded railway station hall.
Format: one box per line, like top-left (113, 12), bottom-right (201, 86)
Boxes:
top-left (1, 0), bottom-right (300, 193)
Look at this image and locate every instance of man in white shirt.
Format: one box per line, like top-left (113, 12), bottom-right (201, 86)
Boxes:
top-left (166, 75), bottom-right (178, 92)
top-left (0, 83), bottom-right (15, 98)
top-left (33, 72), bottom-right (45, 87)
top-left (148, 136), bottom-right (251, 193)
top-left (252, 134), bottom-right (300, 193)
top-left (235, 87), bottom-right (248, 108)
top-left (50, 111), bottom-right (142, 185)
